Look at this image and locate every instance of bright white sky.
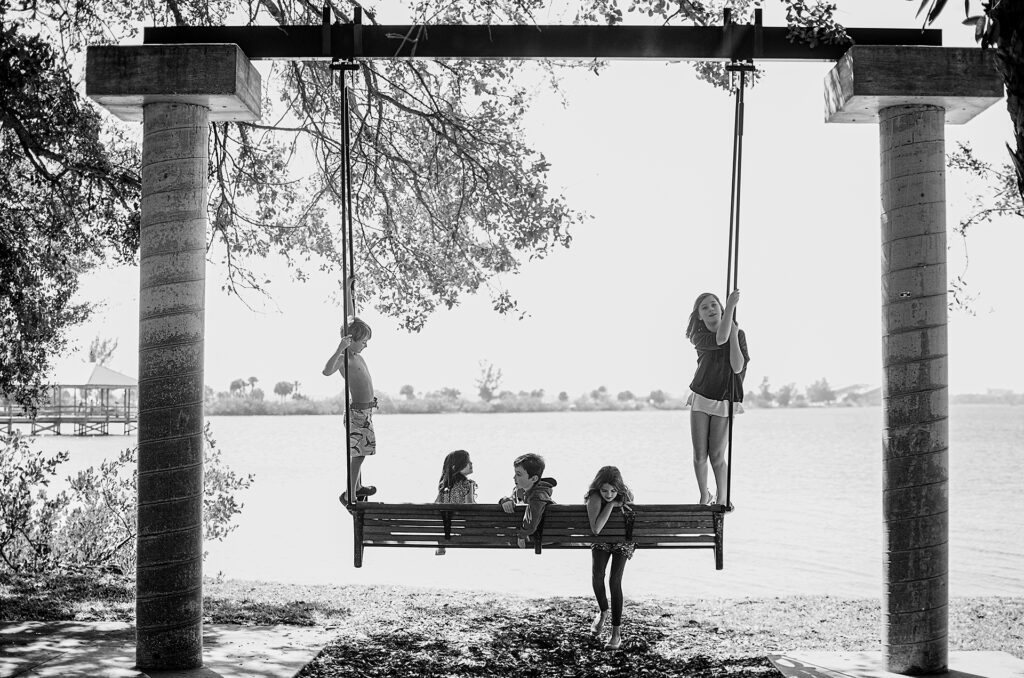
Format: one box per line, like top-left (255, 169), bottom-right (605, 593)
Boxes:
top-left (69, 1), bottom-right (1024, 399)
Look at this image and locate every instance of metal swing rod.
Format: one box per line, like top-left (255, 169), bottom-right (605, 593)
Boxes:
top-left (333, 53), bottom-right (360, 508)
top-left (722, 9), bottom-right (752, 511)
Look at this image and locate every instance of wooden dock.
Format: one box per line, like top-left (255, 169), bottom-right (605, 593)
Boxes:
top-left (3, 403), bottom-right (138, 436)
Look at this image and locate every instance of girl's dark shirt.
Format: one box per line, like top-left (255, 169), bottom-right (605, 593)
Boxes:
top-left (688, 327), bottom-right (750, 402)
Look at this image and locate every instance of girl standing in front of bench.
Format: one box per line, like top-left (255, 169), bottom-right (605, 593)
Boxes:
top-left (433, 450), bottom-right (477, 555)
top-left (585, 466), bottom-right (636, 651)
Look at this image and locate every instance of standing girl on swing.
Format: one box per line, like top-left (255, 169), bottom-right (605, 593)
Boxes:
top-left (685, 288), bottom-right (748, 508)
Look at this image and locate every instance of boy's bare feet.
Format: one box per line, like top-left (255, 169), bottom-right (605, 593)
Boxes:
top-left (591, 610), bottom-right (608, 635)
top-left (605, 625), bottom-right (622, 650)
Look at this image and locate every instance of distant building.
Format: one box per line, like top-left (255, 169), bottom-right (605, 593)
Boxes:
top-left (834, 384), bottom-right (882, 407)
top-left (1, 361), bottom-right (138, 435)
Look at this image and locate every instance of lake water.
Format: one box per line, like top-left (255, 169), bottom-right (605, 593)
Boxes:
top-left (29, 405), bottom-right (1023, 600)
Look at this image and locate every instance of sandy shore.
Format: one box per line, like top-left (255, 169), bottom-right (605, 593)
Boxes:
top-left (4, 574), bottom-right (1021, 677)
top-left (201, 581), bottom-right (1023, 678)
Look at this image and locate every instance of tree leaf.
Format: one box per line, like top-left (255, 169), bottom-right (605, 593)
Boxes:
top-left (926, 0), bottom-right (949, 25)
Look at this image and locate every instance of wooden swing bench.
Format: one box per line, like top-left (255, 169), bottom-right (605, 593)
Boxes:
top-left (349, 502), bottom-right (726, 569)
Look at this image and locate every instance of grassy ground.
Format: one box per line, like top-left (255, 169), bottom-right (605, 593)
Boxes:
top-left (2, 573), bottom-right (1021, 677)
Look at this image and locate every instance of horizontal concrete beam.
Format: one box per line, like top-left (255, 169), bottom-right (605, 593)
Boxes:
top-left (143, 24), bottom-right (942, 62)
top-left (86, 44), bottom-right (261, 122)
top-left (824, 46), bottom-right (1002, 124)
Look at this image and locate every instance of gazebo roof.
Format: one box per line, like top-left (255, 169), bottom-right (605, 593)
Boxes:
top-left (51, 361), bottom-right (137, 388)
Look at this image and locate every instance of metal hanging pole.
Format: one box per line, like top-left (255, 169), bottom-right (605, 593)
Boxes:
top-left (723, 58), bottom-right (752, 513)
top-left (331, 40), bottom-right (360, 507)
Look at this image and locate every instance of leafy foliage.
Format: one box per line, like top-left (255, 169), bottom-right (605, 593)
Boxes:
top-left (476, 360), bottom-right (503, 402)
top-left (784, 1), bottom-right (851, 48)
top-left (87, 337), bottom-right (118, 365)
top-left (274, 380), bottom-right (295, 399)
top-left (917, 0), bottom-right (1024, 201)
top-left (0, 425), bottom-right (254, 577)
top-left (0, 431), bottom-right (70, 573)
top-left (0, 6), bottom-right (140, 413)
top-left (805, 377), bottom-right (835, 404)
top-left (947, 142), bottom-right (1022, 313)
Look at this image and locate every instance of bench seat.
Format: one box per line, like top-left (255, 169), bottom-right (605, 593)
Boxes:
top-left (349, 502), bottom-right (725, 569)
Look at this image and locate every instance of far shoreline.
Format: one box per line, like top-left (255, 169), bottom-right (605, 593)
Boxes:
top-left (202, 397), bottom-right (1020, 416)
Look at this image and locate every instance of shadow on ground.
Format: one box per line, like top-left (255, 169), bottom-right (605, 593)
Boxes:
top-left (297, 599), bottom-right (781, 678)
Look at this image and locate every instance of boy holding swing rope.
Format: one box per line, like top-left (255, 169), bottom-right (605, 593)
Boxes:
top-left (323, 275), bottom-right (378, 503)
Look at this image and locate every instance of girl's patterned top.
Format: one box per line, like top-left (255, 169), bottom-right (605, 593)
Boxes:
top-left (435, 477), bottom-right (477, 504)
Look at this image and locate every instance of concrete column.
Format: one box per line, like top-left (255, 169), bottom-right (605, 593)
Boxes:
top-left (825, 46), bottom-right (1001, 676)
top-left (135, 102), bottom-right (210, 669)
top-left (86, 44), bottom-right (260, 671)
top-left (879, 104), bottom-right (949, 674)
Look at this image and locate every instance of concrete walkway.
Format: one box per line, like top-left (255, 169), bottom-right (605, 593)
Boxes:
top-left (770, 651), bottom-right (1024, 678)
top-left (0, 622), bottom-right (331, 677)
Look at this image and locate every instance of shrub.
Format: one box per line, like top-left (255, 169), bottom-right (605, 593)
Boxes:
top-left (0, 425), bottom-right (254, 577)
top-left (0, 431), bottom-right (70, 573)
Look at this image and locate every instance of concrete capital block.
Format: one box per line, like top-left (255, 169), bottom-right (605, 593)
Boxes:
top-left (87, 44), bottom-right (261, 122)
top-left (824, 46), bottom-right (1002, 124)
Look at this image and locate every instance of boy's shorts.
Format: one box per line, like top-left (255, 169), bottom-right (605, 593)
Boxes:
top-left (348, 407), bottom-right (376, 457)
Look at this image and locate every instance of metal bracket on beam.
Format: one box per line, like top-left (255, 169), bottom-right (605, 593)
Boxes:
top-left (323, 4), bottom-right (363, 63)
top-left (724, 6), bottom-right (762, 64)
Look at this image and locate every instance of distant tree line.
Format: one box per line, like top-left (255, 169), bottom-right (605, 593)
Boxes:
top-left (200, 366), bottom-right (905, 416)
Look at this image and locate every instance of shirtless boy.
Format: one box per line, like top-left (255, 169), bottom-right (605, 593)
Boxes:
top-left (323, 276), bottom-right (377, 502)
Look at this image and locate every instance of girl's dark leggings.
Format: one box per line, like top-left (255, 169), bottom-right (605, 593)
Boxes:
top-left (592, 548), bottom-right (628, 625)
